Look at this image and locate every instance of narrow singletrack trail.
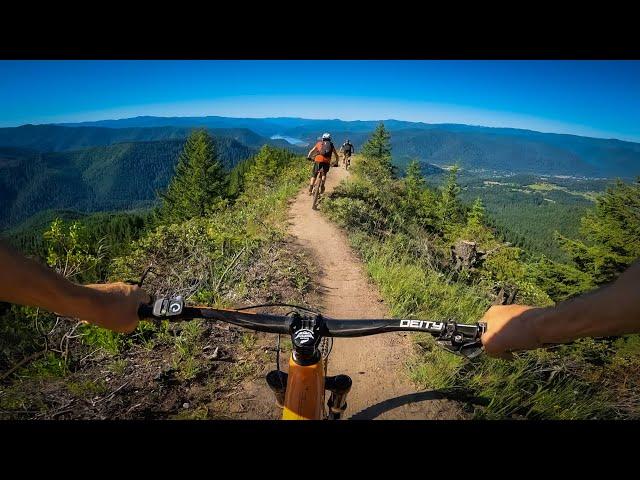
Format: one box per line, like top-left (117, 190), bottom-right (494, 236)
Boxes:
top-left (286, 163), bottom-right (467, 419)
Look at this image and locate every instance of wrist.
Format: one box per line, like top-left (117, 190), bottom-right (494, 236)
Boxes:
top-left (528, 306), bottom-right (554, 346)
top-left (60, 282), bottom-right (105, 321)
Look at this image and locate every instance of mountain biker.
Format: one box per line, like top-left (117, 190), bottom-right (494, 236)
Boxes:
top-left (480, 260), bottom-right (640, 359)
top-left (0, 240), bottom-right (149, 333)
top-left (340, 139), bottom-right (354, 166)
top-left (307, 133), bottom-right (339, 195)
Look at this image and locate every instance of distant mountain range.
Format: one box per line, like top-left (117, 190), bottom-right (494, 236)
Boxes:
top-left (48, 116), bottom-right (640, 177)
top-left (2, 115), bottom-right (639, 230)
top-left (0, 124), bottom-right (298, 153)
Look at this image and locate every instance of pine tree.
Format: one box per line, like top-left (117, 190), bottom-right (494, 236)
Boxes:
top-left (405, 159), bottom-right (425, 202)
top-left (244, 146), bottom-right (280, 190)
top-left (360, 122), bottom-right (393, 177)
top-left (439, 165), bottom-right (462, 229)
top-left (467, 197), bottom-right (485, 228)
top-left (159, 129), bottom-right (228, 223)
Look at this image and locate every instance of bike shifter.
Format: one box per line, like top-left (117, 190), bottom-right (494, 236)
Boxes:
top-left (435, 322), bottom-right (486, 359)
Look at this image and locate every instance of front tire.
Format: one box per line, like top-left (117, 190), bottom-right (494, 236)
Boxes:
top-left (312, 172), bottom-right (321, 210)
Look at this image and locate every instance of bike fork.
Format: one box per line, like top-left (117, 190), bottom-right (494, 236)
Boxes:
top-left (325, 375), bottom-right (353, 420)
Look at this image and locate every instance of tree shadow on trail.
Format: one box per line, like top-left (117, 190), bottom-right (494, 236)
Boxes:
top-left (348, 389), bottom-right (490, 420)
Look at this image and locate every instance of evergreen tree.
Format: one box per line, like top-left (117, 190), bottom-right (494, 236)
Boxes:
top-left (467, 197), bottom-right (485, 228)
top-left (244, 145), bottom-right (280, 191)
top-left (556, 178), bottom-right (640, 284)
top-left (227, 157), bottom-right (256, 199)
top-left (438, 165), bottom-right (462, 230)
top-left (159, 130), bottom-right (228, 223)
top-left (360, 122), bottom-right (393, 177)
top-left (401, 159), bottom-right (439, 230)
top-left (405, 159), bottom-right (426, 202)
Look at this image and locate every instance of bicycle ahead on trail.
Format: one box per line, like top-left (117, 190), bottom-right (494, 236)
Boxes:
top-left (307, 133), bottom-right (339, 211)
top-left (310, 166), bottom-right (325, 210)
top-left (139, 295), bottom-right (486, 420)
top-left (340, 139), bottom-right (354, 170)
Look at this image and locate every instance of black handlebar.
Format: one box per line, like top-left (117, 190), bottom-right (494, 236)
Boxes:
top-left (138, 299), bottom-right (291, 334)
top-left (139, 296), bottom-right (486, 358)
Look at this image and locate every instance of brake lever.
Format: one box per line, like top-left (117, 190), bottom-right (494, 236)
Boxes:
top-left (435, 322), bottom-right (487, 359)
top-left (138, 296), bottom-right (185, 321)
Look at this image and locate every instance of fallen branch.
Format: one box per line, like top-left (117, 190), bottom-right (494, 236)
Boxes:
top-left (95, 381), bottom-right (130, 405)
top-left (1, 350), bottom-right (47, 381)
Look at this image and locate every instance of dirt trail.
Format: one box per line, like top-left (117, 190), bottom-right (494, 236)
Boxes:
top-left (286, 163), bottom-right (467, 419)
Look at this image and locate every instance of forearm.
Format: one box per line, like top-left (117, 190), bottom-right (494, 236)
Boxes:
top-left (0, 241), bottom-right (102, 319)
top-left (533, 261), bottom-right (640, 344)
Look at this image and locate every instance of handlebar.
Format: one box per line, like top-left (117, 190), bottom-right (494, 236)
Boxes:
top-left (139, 296), bottom-right (486, 358)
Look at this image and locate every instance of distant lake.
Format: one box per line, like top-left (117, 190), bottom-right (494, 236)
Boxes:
top-left (270, 135), bottom-right (309, 146)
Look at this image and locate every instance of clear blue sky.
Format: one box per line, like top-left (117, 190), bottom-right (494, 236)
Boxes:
top-left (1, 60), bottom-right (639, 142)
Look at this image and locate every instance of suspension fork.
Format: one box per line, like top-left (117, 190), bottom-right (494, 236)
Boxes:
top-left (325, 374), bottom-right (353, 420)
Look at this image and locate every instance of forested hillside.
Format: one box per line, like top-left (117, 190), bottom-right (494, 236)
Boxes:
top-left (417, 170), bottom-right (612, 262)
top-left (0, 137), bottom-right (255, 229)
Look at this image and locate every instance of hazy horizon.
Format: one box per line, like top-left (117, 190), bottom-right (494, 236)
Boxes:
top-left (2, 60), bottom-right (639, 142)
top-left (5, 112), bottom-right (639, 144)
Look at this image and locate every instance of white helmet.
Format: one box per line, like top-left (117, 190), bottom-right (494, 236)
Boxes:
top-left (322, 133), bottom-right (331, 141)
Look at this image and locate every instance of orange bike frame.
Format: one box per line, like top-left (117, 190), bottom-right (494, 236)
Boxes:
top-left (281, 355), bottom-right (325, 420)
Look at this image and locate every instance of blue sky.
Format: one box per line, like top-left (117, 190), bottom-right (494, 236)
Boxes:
top-left (1, 60), bottom-right (639, 142)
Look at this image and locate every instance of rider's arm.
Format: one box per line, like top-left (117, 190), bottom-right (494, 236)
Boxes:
top-left (480, 261), bottom-right (640, 359)
top-left (0, 240), bottom-right (149, 333)
top-left (307, 145), bottom-right (317, 158)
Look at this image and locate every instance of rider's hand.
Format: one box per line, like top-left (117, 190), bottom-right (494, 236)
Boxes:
top-left (480, 304), bottom-right (544, 360)
top-left (75, 282), bottom-right (151, 333)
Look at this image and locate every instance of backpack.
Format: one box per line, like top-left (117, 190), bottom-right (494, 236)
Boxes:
top-left (320, 140), bottom-right (333, 158)
top-left (343, 142), bottom-right (353, 153)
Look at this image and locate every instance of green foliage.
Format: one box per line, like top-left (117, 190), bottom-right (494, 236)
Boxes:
top-left (5, 210), bottom-right (151, 273)
top-left (159, 130), bottom-right (228, 223)
top-left (172, 320), bottom-right (204, 381)
top-left (19, 352), bottom-right (68, 379)
top-left (467, 197), bottom-right (485, 228)
top-left (438, 166), bottom-right (463, 233)
top-left (111, 145), bottom-right (308, 304)
top-left (556, 179), bottom-right (640, 285)
top-left (227, 156), bottom-right (256, 199)
top-left (408, 334), bottom-right (465, 389)
top-left (531, 179), bottom-right (640, 302)
top-left (78, 323), bottom-right (122, 355)
top-left (0, 304), bottom-right (50, 371)
top-left (241, 333), bottom-right (258, 350)
top-left (0, 135), bottom-right (256, 229)
top-left (358, 122), bottom-right (394, 179)
top-left (529, 256), bottom-right (595, 302)
top-left (43, 218), bottom-right (104, 282)
top-left (400, 159), bottom-right (440, 231)
top-left (445, 173), bottom-right (600, 262)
